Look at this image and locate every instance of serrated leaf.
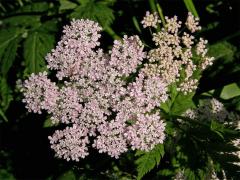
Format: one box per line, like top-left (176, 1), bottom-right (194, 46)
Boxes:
top-left (59, 0), bottom-right (77, 11)
top-left (208, 41), bottom-right (236, 62)
top-left (0, 77), bottom-right (12, 111)
top-left (38, 20), bottom-right (59, 33)
top-left (16, 2), bottom-right (49, 13)
top-left (220, 83), bottom-right (240, 100)
top-left (157, 169), bottom-right (174, 176)
top-left (171, 93), bottom-right (195, 115)
top-left (23, 31), bottom-right (54, 74)
top-left (71, 0), bottom-right (115, 27)
top-left (136, 144), bottom-right (164, 179)
top-left (184, 168), bottom-right (196, 180)
top-left (0, 28), bottom-right (21, 76)
top-left (210, 120), bottom-right (224, 139)
top-left (1, 37), bottom-right (20, 76)
top-left (0, 28), bottom-right (20, 61)
top-left (3, 16), bottom-right (41, 28)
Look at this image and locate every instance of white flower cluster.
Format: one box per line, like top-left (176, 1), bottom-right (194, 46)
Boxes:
top-left (141, 11), bottom-right (161, 28)
top-left (184, 98), bottom-right (233, 122)
top-left (184, 98), bottom-right (240, 167)
top-left (143, 12), bottom-right (214, 94)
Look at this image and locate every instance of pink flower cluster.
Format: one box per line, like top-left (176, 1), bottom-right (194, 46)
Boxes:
top-left (22, 12), bottom-right (214, 161)
top-left (22, 19), bottom-right (166, 161)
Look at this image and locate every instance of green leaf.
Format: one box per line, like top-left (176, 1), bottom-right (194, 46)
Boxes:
top-left (156, 3), bottom-right (166, 26)
top-left (183, 0), bottom-right (199, 17)
top-left (3, 16), bottom-right (41, 28)
top-left (208, 143), bottom-right (239, 153)
top-left (210, 120), bottom-right (224, 139)
top-left (71, 0), bottom-right (115, 27)
top-left (220, 83), bottom-right (240, 100)
top-left (0, 29), bottom-right (18, 52)
top-left (184, 168), bottom-right (196, 180)
top-left (160, 84), bottom-right (178, 113)
top-left (132, 16), bottom-right (142, 33)
top-left (171, 93), bottom-right (195, 116)
top-left (208, 41), bottom-right (236, 62)
top-left (23, 31), bottom-right (55, 74)
top-left (59, 0), bottom-right (77, 11)
top-left (43, 118), bottom-right (55, 128)
top-left (136, 144), bottom-right (164, 179)
top-left (0, 28), bottom-right (21, 76)
top-left (16, 2), bottom-right (49, 13)
top-left (38, 20), bottom-right (59, 33)
top-left (0, 169), bottom-right (15, 180)
top-left (0, 77), bottom-right (13, 112)
top-left (58, 170), bottom-right (76, 180)
top-left (1, 37), bottom-right (20, 76)
top-left (0, 108), bottom-right (8, 122)
top-left (160, 84), bottom-right (195, 115)
top-left (157, 169), bottom-right (174, 176)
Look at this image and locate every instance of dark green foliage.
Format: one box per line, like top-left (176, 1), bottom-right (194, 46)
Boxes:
top-left (70, 0), bottom-right (115, 28)
top-left (208, 41), bottom-right (236, 62)
top-left (0, 28), bottom-right (22, 76)
top-left (183, 0), bottom-right (199, 17)
top-left (23, 28), bottom-right (55, 74)
top-left (136, 144), bottom-right (164, 179)
top-left (160, 84), bottom-right (195, 115)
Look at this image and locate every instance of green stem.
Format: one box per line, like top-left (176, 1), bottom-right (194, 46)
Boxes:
top-left (183, 0), bottom-right (199, 17)
top-left (17, 0), bottom-right (24, 7)
top-left (149, 0), bottom-right (157, 12)
top-left (104, 26), bottom-right (121, 40)
top-left (132, 16), bottom-right (142, 33)
top-left (219, 31), bottom-right (240, 42)
top-left (156, 3), bottom-right (166, 26)
top-left (148, 0), bottom-right (161, 31)
top-left (0, 3), bottom-right (6, 12)
top-left (0, 108), bottom-right (8, 122)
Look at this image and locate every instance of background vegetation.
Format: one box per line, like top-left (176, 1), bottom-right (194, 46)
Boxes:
top-left (0, 0), bottom-right (240, 179)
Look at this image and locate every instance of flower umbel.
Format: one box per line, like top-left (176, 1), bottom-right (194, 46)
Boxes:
top-left (22, 12), bottom-right (214, 161)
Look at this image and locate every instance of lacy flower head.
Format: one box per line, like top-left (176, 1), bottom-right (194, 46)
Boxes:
top-left (21, 12), bottom-right (214, 161)
top-left (184, 98), bottom-right (239, 123)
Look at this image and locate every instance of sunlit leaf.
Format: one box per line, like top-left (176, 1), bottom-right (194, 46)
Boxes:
top-left (136, 144), bottom-right (164, 179)
top-left (171, 93), bottom-right (195, 116)
top-left (208, 41), bottom-right (236, 62)
top-left (59, 0), bottom-right (77, 11)
top-left (183, 0), bottom-right (199, 17)
top-left (71, 0), bottom-right (115, 27)
top-left (220, 83), bottom-right (240, 100)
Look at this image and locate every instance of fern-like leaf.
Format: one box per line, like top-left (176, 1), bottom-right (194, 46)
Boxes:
top-left (0, 28), bottom-right (21, 76)
top-left (23, 27), bottom-right (55, 74)
top-left (135, 144), bottom-right (165, 179)
top-left (71, 0), bottom-right (115, 27)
